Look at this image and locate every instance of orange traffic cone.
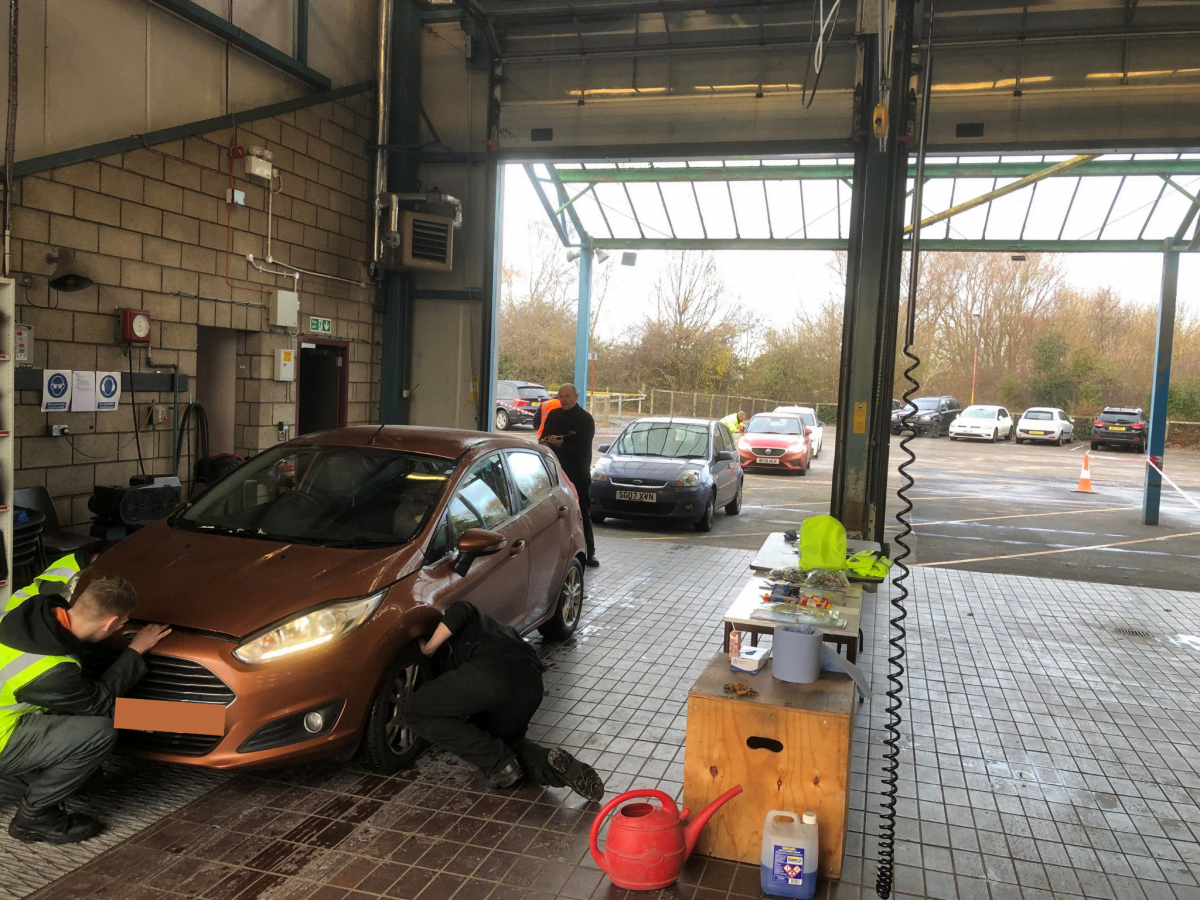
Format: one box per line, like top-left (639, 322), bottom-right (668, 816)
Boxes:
top-left (1072, 452), bottom-right (1094, 493)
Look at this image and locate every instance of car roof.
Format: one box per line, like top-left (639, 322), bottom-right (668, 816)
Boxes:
top-left (628, 416), bottom-right (712, 427)
top-left (296, 425), bottom-right (536, 460)
top-left (499, 380), bottom-right (545, 388)
top-left (1021, 407), bottom-right (1060, 413)
top-left (963, 404), bottom-right (1000, 410)
top-left (753, 412), bottom-right (802, 418)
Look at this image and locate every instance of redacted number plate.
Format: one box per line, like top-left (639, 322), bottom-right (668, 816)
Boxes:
top-left (1029, 430), bottom-right (1045, 435)
top-left (755, 457), bottom-right (781, 465)
top-left (1110, 425), bottom-right (1126, 431)
top-left (615, 490), bottom-right (657, 502)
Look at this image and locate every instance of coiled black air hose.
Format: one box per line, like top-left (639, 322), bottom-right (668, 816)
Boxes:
top-left (876, 4), bottom-right (934, 898)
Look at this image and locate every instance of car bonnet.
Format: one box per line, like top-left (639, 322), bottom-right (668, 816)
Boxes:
top-left (85, 519), bottom-right (424, 638)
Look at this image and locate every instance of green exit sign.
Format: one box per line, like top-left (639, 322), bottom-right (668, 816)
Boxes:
top-left (309, 316), bottom-right (332, 335)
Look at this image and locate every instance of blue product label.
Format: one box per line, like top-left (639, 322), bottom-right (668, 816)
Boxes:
top-left (772, 845), bottom-right (804, 885)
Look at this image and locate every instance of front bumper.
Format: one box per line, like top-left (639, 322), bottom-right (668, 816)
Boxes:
top-left (892, 419), bottom-right (938, 434)
top-left (103, 620), bottom-right (401, 770)
top-left (949, 427), bottom-right (994, 440)
top-left (737, 449), bottom-right (806, 470)
top-left (590, 482), bottom-right (710, 519)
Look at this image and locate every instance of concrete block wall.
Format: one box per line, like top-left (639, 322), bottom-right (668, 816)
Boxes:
top-left (11, 92), bottom-right (381, 528)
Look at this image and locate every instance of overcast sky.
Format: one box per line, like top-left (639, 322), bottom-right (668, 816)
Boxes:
top-left (500, 163), bottom-right (1200, 343)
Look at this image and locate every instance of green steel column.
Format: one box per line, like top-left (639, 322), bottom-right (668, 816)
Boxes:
top-left (380, 0), bottom-right (421, 425)
top-left (1143, 249), bottom-right (1179, 526)
top-left (830, 1), bottom-right (918, 544)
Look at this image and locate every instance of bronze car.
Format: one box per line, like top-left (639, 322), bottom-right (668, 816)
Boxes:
top-left (82, 426), bottom-right (587, 771)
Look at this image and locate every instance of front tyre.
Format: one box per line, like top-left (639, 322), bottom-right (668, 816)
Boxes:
top-left (539, 559), bottom-right (584, 640)
top-left (694, 493), bottom-right (715, 532)
top-left (495, 408), bottom-right (510, 431)
top-left (991, 429), bottom-right (999, 443)
top-left (359, 647), bottom-right (434, 773)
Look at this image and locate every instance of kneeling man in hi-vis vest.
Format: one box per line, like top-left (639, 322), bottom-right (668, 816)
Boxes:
top-left (0, 555), bottom-right (170, 844)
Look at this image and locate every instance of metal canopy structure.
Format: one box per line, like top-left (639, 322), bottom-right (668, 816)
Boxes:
top-left (526, 154), bottom-right (1200, 254)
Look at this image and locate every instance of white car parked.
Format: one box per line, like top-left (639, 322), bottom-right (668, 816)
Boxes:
top-left (949, 405), bottom-right (1014, 442)
top-left (1016, 407), bottom-right (1075, 445)
top-left (773, 406), bottom-right (824, 458)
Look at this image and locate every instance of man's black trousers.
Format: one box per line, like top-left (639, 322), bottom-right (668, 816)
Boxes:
top-left (565, 471), bottom-right (595, 560)
top-left (0, 714), bottom-right (117, 809)
top-left (404, 655), bottom-right (570, 788)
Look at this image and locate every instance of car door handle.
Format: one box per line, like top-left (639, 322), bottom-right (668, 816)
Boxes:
top-left (509, 540), bottom-right (526, 556)
top-left (557, 506), bottom-right (569, 518)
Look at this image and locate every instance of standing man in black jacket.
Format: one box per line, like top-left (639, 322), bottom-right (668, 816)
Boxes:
top-left (0, 573), bottom-right (170, 843)
top-left (539, 383), bottom-right (599, 567)
top-left (404, 600), bottom-right (604, 801)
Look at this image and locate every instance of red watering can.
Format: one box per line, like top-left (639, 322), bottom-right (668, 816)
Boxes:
top-left (589, 785), bottom-right (743, 890)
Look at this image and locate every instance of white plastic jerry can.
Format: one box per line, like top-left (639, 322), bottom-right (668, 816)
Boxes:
top-left (760, 810), bottom-right (819, 899)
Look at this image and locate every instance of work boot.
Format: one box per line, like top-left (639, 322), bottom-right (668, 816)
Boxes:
top-left (484, 759), bottom-right (525, 791)
top-left (548, 747), bottom-right (605, 802)
top-left (585, 557), bottom-right (600, 568)
top-left (9, 801), bottom-right (102, 844)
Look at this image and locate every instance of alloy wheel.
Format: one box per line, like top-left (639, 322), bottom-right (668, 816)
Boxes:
top-left (385, 663), bottom-right (421, 753)
top-left (560, 565), bottom-right (583, 628)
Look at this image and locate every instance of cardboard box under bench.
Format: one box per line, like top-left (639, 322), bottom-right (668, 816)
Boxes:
top-left (683, 652), bottom-right (854, 879)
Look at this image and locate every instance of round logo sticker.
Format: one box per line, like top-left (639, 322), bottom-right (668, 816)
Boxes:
top-left (99, 375), bottom-right (118, 399)
top-left (47, 373), bottom-right (69, 398)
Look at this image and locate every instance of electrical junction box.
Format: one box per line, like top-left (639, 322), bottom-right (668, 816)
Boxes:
top-left (244, 152), bottom-right (273, 184)
top-left (269, 290), bottom-right (299, 328)
top-left (275, 348), bottom-right (295, 382)
top-left (14, 324), bottom-right (31, 362)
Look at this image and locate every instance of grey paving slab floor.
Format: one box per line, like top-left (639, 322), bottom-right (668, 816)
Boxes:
top-left (7, 534), bottom-right (1200, 900)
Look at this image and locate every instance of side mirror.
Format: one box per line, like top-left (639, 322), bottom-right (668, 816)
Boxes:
top-left (716, 450), bottom-right (734, 462)
top-left (598, 444), bottom-right (610, 453)
top-left (453, 528), bottom-right (506, 577)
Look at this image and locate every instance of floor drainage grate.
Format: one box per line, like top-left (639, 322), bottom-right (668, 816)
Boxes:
top-left (1112, 625), bottom-right (1154, 638)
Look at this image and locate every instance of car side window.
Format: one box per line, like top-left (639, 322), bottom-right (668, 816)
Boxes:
top-left (447, 454), bottom-right (513, 541)
top-left (498, 384), bottom-right (515, 400)
top-left (999, 408), bottom-right (1009, 419)
top-left (719, 424), bottom-right (735, 449)
top-left (507, 450), bottom-right (553, 510)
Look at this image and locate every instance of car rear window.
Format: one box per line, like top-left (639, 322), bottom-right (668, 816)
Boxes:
top-left (1099, 411), bottom-right (1139, 423)
top-left (175, 445), bottom-right (455, 548)
top-left (1024, 411), bottom-right (1052, 420)
top-left (518, 387), bottom-right (547, 399)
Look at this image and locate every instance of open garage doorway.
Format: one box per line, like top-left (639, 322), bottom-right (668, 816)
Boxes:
top-left (497, 155), bottom-right (1200, 590)
top-left (297, 339), bottom-right (349, 436)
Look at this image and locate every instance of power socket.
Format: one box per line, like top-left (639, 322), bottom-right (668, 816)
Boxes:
top-left (49, 424), bottom-right (70, 437)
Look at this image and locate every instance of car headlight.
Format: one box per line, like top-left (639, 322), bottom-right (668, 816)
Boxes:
top-left (918, 415), bottom-right (932, 421)
top-left (591, 460), bottom-right (608, 481)
top-left (673, 468), bottom-right (702, 487)
top-left (737, 437), bottom-right (751, 451)
top-left (233, 591), bottom-right (386, 664)
top-left (788, 441), bottom-right (807, 453)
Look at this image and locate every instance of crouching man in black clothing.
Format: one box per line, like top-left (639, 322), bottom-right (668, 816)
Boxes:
top-left (404, 600), bottom-right (604, 801)
top-left (0, 574), bottom-right (171, 843)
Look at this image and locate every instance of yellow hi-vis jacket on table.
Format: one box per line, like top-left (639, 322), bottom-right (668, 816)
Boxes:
top-left (720, 412), bottom-right (745, 434)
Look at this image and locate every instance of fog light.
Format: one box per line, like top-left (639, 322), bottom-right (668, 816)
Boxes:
top-left (683, 503), bottom-right (694, 511)
top-left (303, 712), bottom-right (325, 734)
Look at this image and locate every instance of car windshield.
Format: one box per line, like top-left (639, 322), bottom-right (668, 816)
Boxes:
top-left (961, 407), bottom-right (997, 419)
top-left (174, 444), bottom-right (455, 548)
top-left (1024, 410), bottom-right (1053, 420)
top-left (914, 398), bottom-right (941, 410)
top-left (518, 387), bottom-right (547, 399)
top-left (746, 416), bottom-right (803, 435)
top-left (1099, 411), bottom-right (1138, 423)
top-left (614, 422), bottom-right (710, 458)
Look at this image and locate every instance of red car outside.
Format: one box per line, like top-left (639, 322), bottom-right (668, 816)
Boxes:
top-left (736, 414), bottom-right (812, 474)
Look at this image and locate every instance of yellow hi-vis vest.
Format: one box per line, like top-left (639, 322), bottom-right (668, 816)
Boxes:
top-left (2, 553), bottom-right (82, 620)
top-left (720, 412), bottom-right (745, 434)
top-left (0, 593), bottom-right (80, 752)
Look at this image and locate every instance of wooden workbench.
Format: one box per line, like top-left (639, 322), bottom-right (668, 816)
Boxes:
top-left (683, 652), bottom-right (854, 879)
top-left (722, 576), bottom-right (863, 662)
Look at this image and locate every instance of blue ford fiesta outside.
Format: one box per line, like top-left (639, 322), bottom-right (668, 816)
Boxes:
top-left (588, 417), bottom-right (744, 532)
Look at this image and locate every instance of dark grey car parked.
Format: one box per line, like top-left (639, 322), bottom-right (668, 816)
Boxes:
top-left (891, 396), bottom-right (962, 437)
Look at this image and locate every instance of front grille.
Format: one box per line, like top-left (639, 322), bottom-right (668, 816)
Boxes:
top-left (119, 730), bottom-right (222, 757)
top-left (750, 447), bottom-right (785, 457)
top-left (83, 650), bottom-right (235, 706)
top-left (610, 478), bottom-right (668, 488)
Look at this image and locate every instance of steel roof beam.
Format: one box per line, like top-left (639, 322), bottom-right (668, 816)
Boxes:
top-left (554, 159), bottom-right (1200, 183)
top-left (587, 238), bottom-right (1200, 251)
